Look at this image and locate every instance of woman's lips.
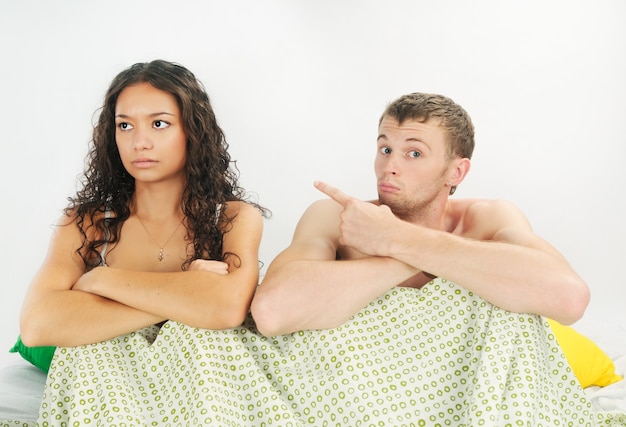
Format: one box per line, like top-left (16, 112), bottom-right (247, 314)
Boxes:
top-left (132, 158), bottom-right (158, 168)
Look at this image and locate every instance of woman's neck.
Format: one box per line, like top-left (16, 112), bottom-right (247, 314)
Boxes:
top-left (131, 182), bottom-right (184, 220)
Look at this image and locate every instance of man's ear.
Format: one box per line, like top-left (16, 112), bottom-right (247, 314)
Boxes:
top-left (448, 158), bottom-right (471, 187)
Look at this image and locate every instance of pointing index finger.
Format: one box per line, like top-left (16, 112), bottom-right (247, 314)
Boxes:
top-left (314, 181), bottom-right (352, 206)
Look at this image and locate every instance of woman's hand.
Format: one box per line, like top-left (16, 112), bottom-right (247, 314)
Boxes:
top-left (72, 267), bottom-right (103, 293)
top-left (187, 259), bottom-right (229, 275)
top-left (73, 260), bottom-right (229, 294)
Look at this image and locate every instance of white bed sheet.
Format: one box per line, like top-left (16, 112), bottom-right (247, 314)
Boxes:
top-left (1, 316), bottom-right (625, 424)
top-left (0, 353), bottom-right (46, 424)
top-left (573, 316), bottom-right (626, 413)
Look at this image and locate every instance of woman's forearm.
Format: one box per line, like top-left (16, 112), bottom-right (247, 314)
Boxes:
top-left (75, 266), bottom-right (258, 330)
top-left (20, 289), bottom-right (165, 347)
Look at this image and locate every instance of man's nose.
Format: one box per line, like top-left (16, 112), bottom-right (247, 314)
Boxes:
top-left (382, 155), bottom-right (399, 175)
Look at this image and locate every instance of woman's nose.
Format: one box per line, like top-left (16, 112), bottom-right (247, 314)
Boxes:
top-left (132, 128), bottom-right (153, 150)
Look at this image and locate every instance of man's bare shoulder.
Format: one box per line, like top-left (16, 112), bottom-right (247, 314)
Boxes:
top-left (448, 198), bottom-right (529, 239)
top-left (459, 198), bottom-right (524, 217)
top-left (292, 199), bottom-right (342, 236)
top-left (449, 197), bottom-right (521, 212)
top-left (300, 197), bottom-right (382, 229)
top-left (302, 198), bottom-right (344, 217)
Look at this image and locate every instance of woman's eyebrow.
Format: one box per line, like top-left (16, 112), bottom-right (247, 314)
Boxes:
top-left (115, 112), bottom-right (176, 119)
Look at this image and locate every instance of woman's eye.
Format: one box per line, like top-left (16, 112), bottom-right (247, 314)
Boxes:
top-left (380, 147), bottom-right (392, 155)
top-left (408, 150), bottom-right (421, 158)
top-left (153, 120), bottom-right (170, 129)
top-left (117, 122), bottom-right (133, 131)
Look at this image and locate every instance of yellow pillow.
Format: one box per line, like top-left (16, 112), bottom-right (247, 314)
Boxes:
top-left (548, 318), bottom-right (623, 388)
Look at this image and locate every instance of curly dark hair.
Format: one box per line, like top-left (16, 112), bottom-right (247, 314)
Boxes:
top-left (66, 59), bottom-right (269, 270)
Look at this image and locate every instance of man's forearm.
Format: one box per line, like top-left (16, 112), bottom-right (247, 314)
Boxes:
top-left (389, 226), bottom-right (588, 323)
top-left (253, 256), bottom-right (418, 336)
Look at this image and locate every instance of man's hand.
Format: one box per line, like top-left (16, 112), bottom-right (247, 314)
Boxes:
top-left (314, 181), bottom-right (398, 256)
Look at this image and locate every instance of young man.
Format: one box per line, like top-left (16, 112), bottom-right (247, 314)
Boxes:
top-left (252, 92), bottom-right (589, 337)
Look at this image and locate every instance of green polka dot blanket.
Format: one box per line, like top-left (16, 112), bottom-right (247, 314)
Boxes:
top-left (28, 280), bottom-right (626, 425)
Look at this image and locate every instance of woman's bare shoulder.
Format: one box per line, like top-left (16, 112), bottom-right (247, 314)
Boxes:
top-left (52, 208), bottom-right (111, 234)
top-left (223, 200), bottom-right (264, 218)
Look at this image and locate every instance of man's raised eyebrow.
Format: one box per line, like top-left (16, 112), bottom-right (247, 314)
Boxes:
top-left (405, 136), bottom-right (431, 150)
top-left (377, 133), bottom-right (429, 147)
top-left (405, 137), bottom-right (425, 143)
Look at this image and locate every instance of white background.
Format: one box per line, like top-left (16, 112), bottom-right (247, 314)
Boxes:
top-left (0, 0), bottom-right (624, 367)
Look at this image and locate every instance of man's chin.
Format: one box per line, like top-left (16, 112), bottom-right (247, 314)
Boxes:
top-left (377, 197), bottom-right (390, 209)
top-left (378, 197), bottom-right (399, 214)
top-left (378, 195), bottom-right (394, 208)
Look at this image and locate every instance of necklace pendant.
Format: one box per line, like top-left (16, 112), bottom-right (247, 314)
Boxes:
top-left (136, 214), bottom-right (183, 263)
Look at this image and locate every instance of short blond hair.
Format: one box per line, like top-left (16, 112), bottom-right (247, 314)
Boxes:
top-left (380, 92), bottom-right (475, 161)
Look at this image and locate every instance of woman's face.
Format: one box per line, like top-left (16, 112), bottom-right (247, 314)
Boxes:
top-left (114, 82), bottom-right (187, 186)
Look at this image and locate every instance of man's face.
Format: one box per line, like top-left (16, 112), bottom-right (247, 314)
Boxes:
top-left (374, 116), bottom-right (453, 220)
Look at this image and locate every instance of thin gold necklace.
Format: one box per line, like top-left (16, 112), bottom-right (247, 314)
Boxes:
top-left (136, 215), bottom-right (184, 261)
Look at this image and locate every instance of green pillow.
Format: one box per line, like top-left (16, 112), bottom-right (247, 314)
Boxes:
top-left (9, 335), bottom-right (56, 373)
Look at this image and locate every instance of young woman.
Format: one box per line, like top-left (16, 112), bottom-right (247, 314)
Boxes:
top-left (20, 59), bottom-right (267, 347)
top-left (16, 60), bottom-right (269, 425)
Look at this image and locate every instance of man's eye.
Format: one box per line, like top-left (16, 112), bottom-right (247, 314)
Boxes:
top-left (408, 150), bottom-right (421, 158)
top-left (118, 122), bottom-right (133, 131)
top-left (380, 147), bottom-right (392, 155)
top-left (154, 120), bottom-right (170, 129)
